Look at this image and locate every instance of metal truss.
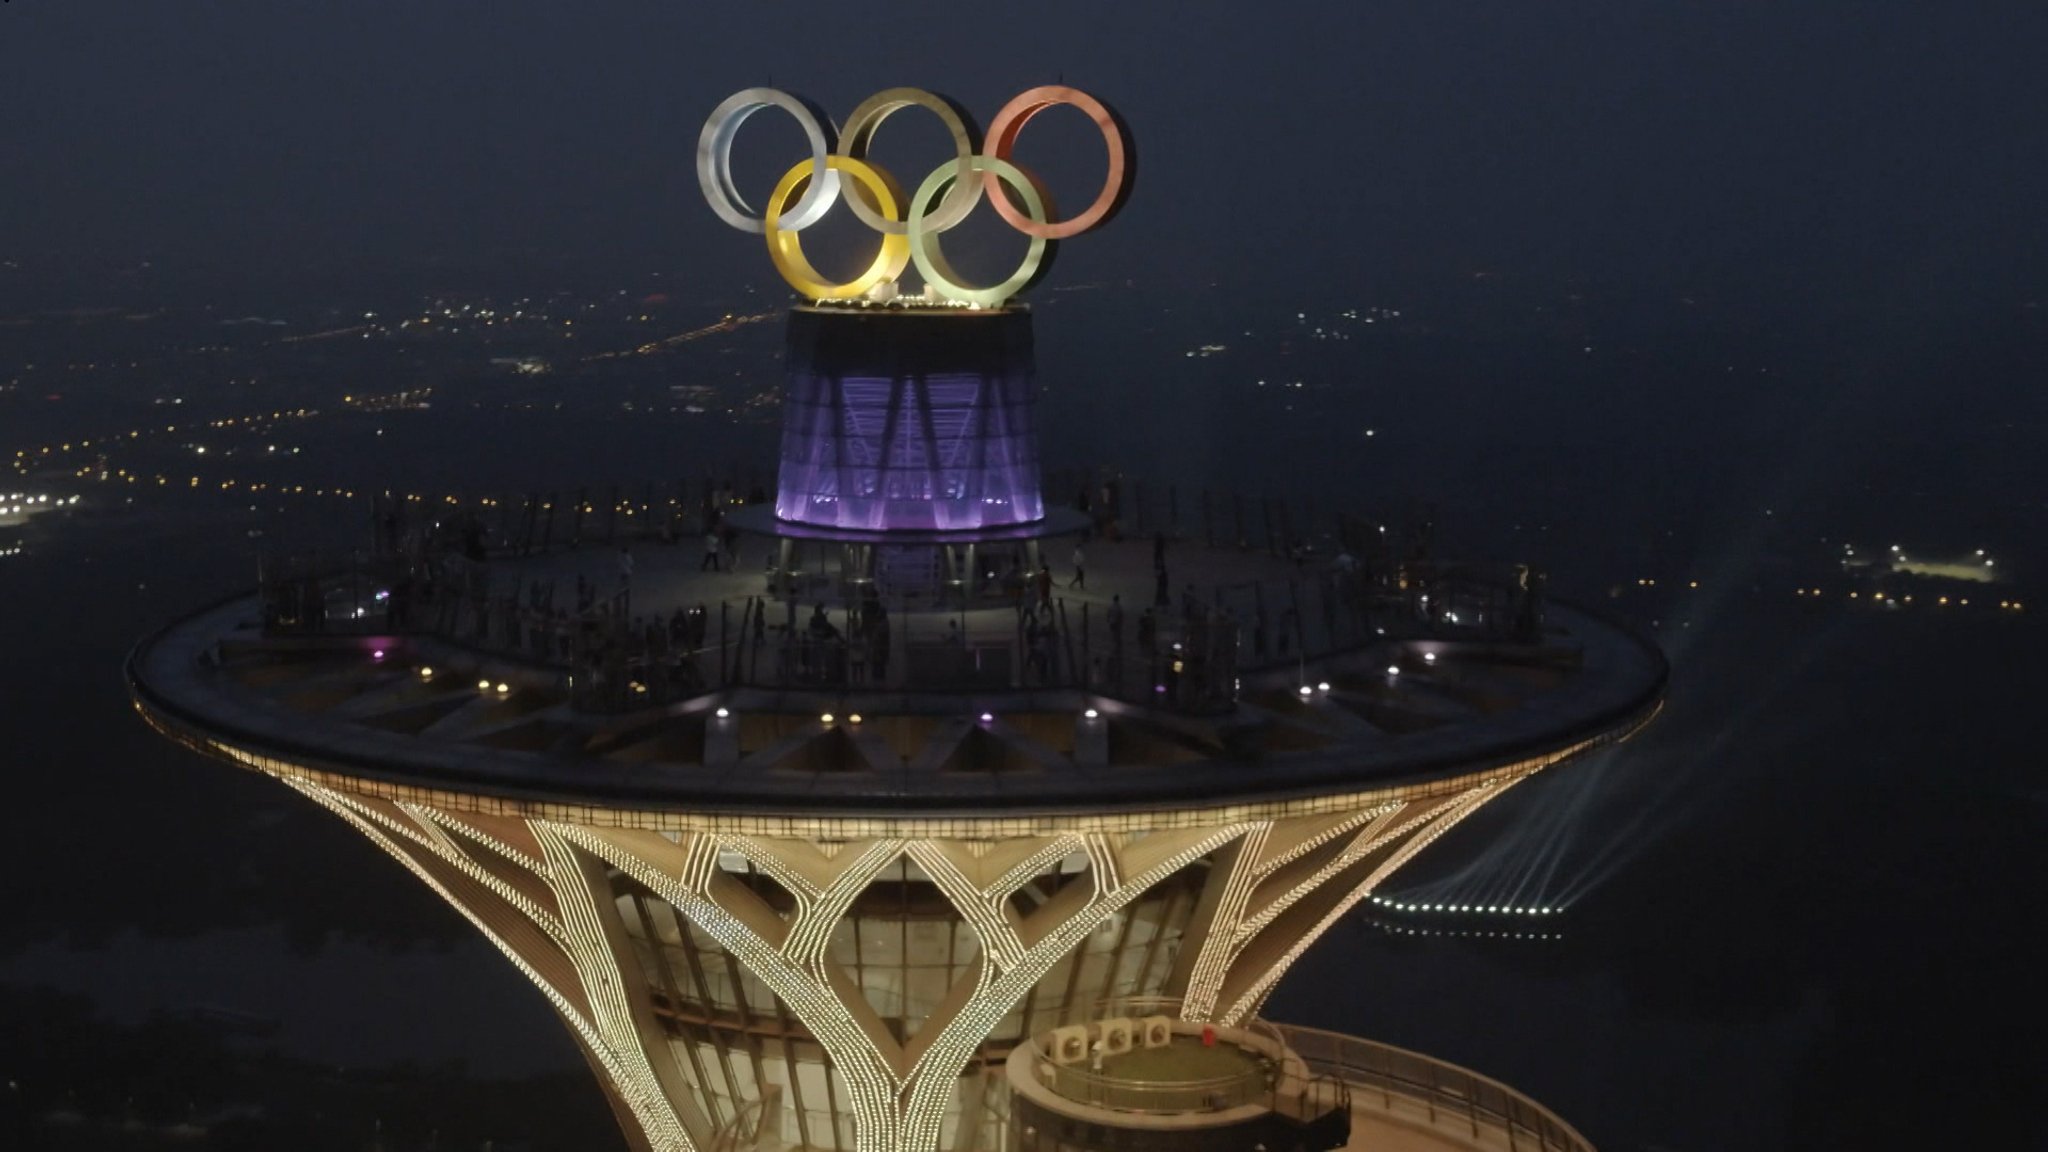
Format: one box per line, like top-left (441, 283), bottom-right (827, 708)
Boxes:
top-left (269, 767), bottom-right (1530, 1152)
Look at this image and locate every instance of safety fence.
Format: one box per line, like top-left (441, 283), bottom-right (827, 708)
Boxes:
top-left (255, 474), bottom-right (1543, 714)
top-left (1273, 1024), bottom-right (1595, 1152)
top-left (1022, 997), bottom-right (1351, 1126)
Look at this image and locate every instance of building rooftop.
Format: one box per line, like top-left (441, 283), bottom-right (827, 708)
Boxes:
top-left (129, 529), bottom-right (1664, 833)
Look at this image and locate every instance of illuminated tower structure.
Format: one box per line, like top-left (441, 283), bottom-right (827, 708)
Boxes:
top-left (130, 86), bottom-right (1665, 1152)
top-left (771, 306), bottom-right (1044, 533)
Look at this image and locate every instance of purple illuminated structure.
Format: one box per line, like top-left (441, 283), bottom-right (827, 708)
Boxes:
top-left (774, 306), bottom-right (1044, 533)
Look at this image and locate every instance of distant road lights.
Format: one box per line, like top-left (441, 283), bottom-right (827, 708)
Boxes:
top-left (820, 713), bottom-right (835, 725)
top-left (714, 707), bottom-right (730, 719)
top-left (495, 683), bottom-right (511, 695)
top-left (1422, 652), bottom-right (1437, 665)
top-left (848, 713), bottom-right (863, 725)
top-left (477, 679), bottom-right (492, 692)
top-left (1298, 685), bottom-right (1314, 697)
top-left (978, 712), bottom-right (994, 724)
top-left (418, 666), bottom-right (433, 680)
top-left (1083, 708), bottom-right (1099, 719)
top-left (1316, 681), bottom-right (1331, 692)
top-left (1386, 665), bottom-right (1401, 677)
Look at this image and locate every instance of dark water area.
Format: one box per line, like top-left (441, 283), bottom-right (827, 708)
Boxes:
top-left (2, 280), bottom-right (2044, 1150)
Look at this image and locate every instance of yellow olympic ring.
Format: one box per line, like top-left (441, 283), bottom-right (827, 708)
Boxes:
top-left (764, 156), bottom-right (910, 301)
top-left (702, 85), bottom-right (1131, 305)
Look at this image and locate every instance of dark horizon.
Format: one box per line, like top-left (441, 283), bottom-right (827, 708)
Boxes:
top-left (5, 2), bottom-right (2047, 310)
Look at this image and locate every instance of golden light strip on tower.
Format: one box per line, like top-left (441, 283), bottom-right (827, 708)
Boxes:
top-left (284, 782), bottom-right (702, 1150)
top-left (135, 686), bottom-right (1663, 1152)
top-left (1217, 781), bottom-right (1520, 1026)
top-left (186, 718), bottom-right (1627, 838)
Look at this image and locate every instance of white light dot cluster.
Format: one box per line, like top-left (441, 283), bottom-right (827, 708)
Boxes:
top-left (1367, 920), bottom-right (1562, 942)
top-left (1368, 895), bottom-right (1561, 916)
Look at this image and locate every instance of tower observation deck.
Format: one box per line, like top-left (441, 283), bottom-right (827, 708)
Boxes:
top-left (129, 85), bottom-right (1666, 1152)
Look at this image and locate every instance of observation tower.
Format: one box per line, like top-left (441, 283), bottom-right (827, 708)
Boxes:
top-left (130, 85), bottom-right (1664, 1152)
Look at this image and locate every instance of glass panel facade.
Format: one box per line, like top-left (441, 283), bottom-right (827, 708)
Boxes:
top-left (606, 851), bottom-right (1212, 1150)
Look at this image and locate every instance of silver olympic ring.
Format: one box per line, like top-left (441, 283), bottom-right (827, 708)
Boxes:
top-left (697, 88), bottom-right (841, 235)
top-left (698, 85), bottom-right (1131, 304)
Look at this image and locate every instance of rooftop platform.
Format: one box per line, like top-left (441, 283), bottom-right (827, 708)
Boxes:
top-left (129, 523), bottom-right (1663, 832)
top-left (1002, 1006), bottom-right (1594, 1152)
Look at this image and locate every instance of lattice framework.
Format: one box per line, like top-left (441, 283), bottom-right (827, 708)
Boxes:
top-left (266, 765), bottom-right (1535, 1152)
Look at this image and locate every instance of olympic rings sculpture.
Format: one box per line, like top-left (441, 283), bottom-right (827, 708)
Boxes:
top-left (698, 86), bottom-right (1132, 307)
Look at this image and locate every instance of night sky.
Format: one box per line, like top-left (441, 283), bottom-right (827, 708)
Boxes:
top-left (4, 4), bottom-right (2047, 1150)
top-left (5, 1), bottom-right (2047, 305)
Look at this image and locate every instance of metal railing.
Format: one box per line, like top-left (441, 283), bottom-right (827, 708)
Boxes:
top-left (251, 478), bottom-right (1548, 715)
top-left (1035, 1056), bottom-right (1273, 1115)
top-left (1271, 1023), bottom-right (1594, 1152)
top-left (1023, 997), bottom-right (1349, 1123)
